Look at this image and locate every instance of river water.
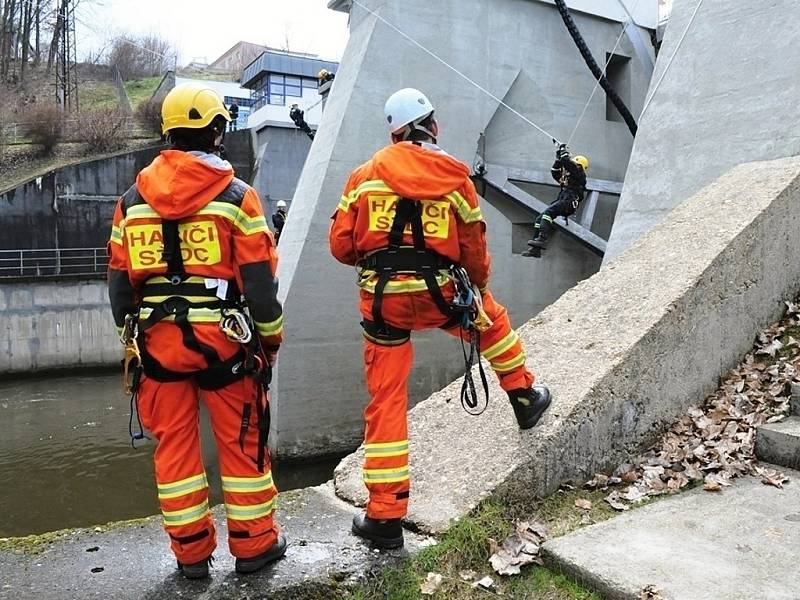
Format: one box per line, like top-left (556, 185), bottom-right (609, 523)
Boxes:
top-left (0, 373), bottom-right (342, 538)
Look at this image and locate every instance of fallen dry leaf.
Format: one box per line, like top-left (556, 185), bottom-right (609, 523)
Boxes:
top-left (473, 576), bottom-right (494, 589)
top-left (420, 572), bottom-right (443, 596)
top-left (574, 498), bottom-right (592, 510)
top-left (756, 466), bottom-right (789, 489)
top-left (458, 570), bottom-right (477, 582)
top-left (640, 584), bottom-right (664, 600)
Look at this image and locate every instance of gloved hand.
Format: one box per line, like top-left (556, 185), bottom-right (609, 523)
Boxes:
top-left (557, 144), bottom-right (570, 160)
top-left (263, 345), bottom-right (279, 368)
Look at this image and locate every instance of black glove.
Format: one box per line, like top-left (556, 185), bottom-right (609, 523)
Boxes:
top-left (557, 144), bottom-right (570, 160)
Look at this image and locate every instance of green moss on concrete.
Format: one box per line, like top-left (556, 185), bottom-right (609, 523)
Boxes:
top-left (0, 516), bottom-right (156, 555)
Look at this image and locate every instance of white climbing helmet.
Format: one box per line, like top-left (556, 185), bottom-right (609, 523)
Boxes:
top-left (276, 200), bottom-right (288, 208)
top-left (384, 88), bottom-right (435, 134)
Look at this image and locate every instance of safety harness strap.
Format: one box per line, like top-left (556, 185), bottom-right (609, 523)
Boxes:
top-left (161, 220), bottom-right (184, 284)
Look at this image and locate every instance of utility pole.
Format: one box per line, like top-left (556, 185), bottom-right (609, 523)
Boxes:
top-left (55, 0), bottom-right (79, 112)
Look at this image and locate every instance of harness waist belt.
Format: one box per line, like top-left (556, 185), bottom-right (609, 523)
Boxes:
top-left (358, 246), bottom-right (453, 273)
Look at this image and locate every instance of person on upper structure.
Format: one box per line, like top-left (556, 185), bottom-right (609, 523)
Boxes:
top-left (228, 101), bottom-right (239, 131)
top-left (329, 87), bottom-right (551, 551)
top-left (522, 144), bottom-right (589, 257)
top-left (289, 103), bottom-right (315, 140)
top-left (272, 200), bottom-right (288, 244)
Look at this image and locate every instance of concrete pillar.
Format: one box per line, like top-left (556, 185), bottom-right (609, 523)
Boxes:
top-left (271, 0), bottom-right (655, 458)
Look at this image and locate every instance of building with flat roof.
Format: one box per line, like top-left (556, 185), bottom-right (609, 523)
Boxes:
top-left (241, 50), bottom-right (339, 130)
top-left (210, 41), bottom-right (270, 74)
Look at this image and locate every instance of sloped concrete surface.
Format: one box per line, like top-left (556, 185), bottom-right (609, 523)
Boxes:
top-left (336, 157), bottom-right (800, 532)
top-left (0, 484), bottom-right (431, 600)
top-left (756, 417), bottom-right (800, 471)
top-left (542, 470), bottom-right (800, 600)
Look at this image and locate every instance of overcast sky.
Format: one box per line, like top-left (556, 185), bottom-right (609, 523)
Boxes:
top-left (76, 0), bottom-right (350, 65)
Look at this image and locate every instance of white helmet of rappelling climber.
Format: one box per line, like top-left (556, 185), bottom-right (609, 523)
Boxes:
top-left (276, 200), bottom-right (287, 208)
top-left (384, 88), bottom-right (436, 140)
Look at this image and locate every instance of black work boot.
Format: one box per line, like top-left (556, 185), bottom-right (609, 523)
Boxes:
top-left (521, 247), bottom-right (542, 258)
top-left (508, 385), bottom-right (551, 430)
top-left (234, 535), bottom-right (288, 574)
top-left (177, 555), bottom-right (213, 580)
top-left (528, 235), bottom-right (549, 250)
top-left (352, 513), bottom-right (404, 549)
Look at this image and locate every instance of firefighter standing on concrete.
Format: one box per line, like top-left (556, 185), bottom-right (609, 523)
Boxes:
top-left (329, 88), bottom-right (551, 549)
top-left (107, 82), bottom-right (286, 579)
top-left (523, 144), bottom-right (589, 257)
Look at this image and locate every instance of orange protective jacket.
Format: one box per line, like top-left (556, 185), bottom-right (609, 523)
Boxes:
top-left (329, 142), bottom-right (491, 293)
top-left (107, 150), bottom-right (283, 361)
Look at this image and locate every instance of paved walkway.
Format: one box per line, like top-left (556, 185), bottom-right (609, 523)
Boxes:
top-left (543, 468), bottom-right (800, 600)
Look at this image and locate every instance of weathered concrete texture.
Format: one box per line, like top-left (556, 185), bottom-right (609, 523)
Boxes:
top-left (224, 128), bottom-right (257, 185)
top-left (605, 0), bottom-right (800, 262)
top-left (274, 0), bottom-right (654, 458)
top-left (542, 471), bottom-right (800, 600)
top-left (0, 484), bottom-right (432, 600)
top-left (0, 280), bottom-right (118, 373)
top-left (0, 146), bottom-right (163, 250)
top-left (336, 157), bottom-right (800, 532)
top-left (252, 122), bottom-right (313, 218)
top-left (756, 417), bottom-right (800, 471)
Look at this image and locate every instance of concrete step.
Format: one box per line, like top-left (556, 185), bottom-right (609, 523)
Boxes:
top-left (542, 469), bottom-right (800, 600)
top-left (756, 415), bottom-right (800, 471)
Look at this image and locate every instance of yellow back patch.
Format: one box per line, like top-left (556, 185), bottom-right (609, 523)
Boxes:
top-left (367, 196), bottom-right (450, 239)
top-left (126, 221), bottom-right (222, 270)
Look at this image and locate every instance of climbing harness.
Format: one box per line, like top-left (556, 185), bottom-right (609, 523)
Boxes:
top-left (126, 216), bottom-right (273, 472)
top-left (357, 196), bottom-right (492, 415)
top-left (120, 313), bottom-right (147, 447)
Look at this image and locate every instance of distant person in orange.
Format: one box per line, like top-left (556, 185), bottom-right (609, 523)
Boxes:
top-left (107, 82), bottom-right (285, 579)
top-left (329, 88), bottom-right (551, 549)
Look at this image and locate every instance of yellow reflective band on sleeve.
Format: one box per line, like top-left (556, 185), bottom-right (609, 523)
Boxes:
top-left (138, 306), bottom-right (222, 323)
top-left (541, 214), bottom-right (554, 223)
top-left (482, 331), bottom-right (520, 361)
top-left (358, 272), bottom-right (451, 294)
top-left (157, 473), bottom-right (209, 500)
top-left (254, 314), bottom-right (283, 337)
top-left (338, 194), bottom-right (357, 212)
top-left (363, 466), bottom-right (410, 484)
top-left (446, 191), bottom-right (483, 223)
top-left (221, 472), bottom-right (275, 494)
top-left (162, 500), bottom-right (210, 527)
top-left (224, 498), bottom-right (277, 521)
top-left (110, 226), bottom-right (123, 246)
top-left (364, 440), bottom-right (409, 458)
top-left (491, 353), bottom-right (527, 373)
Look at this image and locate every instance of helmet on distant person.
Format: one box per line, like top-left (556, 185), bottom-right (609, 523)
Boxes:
top-left (384, 88), bottom-right (435, 137)
top-left (572, 155), bottom-right (590, 171)
top-left (161, 82), bottom-right (231, 135)
top-left (276, 200), bottom-right (288, 208)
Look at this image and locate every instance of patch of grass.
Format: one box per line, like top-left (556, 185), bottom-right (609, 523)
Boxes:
top-left (79, 80), bottom-right (120, 110)
top-left (124, 76), bottom-right (163, 108)
top-left (338, 499), bottom-right (601, 600)
top-left (776, 325), bottom-right (800, 363)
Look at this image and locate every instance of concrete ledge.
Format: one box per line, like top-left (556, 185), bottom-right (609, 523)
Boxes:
top-left (541, 471), bottom-right (800, 600)
top-left (756, 417), bottom-right (800, 470)
top-left (335, 156), bottom-right (800, 532)
top-left (0, 484), bottom-right (432, 599)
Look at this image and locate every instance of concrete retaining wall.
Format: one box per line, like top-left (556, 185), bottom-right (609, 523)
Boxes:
top-left (0, 280), bottom-right (119, 373)
top-left (0, 146), bottom-right (163, 250)
top-left (335, 156), bottom-right (800, 532)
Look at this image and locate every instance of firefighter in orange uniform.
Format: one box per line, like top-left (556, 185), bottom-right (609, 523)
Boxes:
top-left (107, 83), bottom-right (286, 578)
top-left (329, 88), bottom-right (551, 549)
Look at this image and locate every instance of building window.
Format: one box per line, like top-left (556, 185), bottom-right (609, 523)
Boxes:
top-left (249, 73), bottom-right (319, 111)
top-left (605, 53), bottom-right (631, 123)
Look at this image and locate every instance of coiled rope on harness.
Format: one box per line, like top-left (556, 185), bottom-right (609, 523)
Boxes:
top-left (553, 0), bottom-right (638, 137)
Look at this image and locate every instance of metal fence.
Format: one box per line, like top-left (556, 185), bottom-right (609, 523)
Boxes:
top-left (0, 247), bottom-right (108, 279)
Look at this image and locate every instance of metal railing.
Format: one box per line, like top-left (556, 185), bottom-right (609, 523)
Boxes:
top-left (0, 247), bottom-right (108, 280)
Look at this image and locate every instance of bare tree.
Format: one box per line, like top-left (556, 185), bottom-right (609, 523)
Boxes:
top-left (107, 33), bottom-right (176, 79)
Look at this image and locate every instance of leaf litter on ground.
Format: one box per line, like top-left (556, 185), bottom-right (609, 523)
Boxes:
top-left (489, 520), bottom-right (548, 576)
top-left (588, 300), bottom-right (800, 510)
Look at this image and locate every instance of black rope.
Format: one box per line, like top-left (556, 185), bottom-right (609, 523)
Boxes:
top-left (553, 0), bottom-right (638, 137)
top-left (458, 326), bottom-right (489, 416)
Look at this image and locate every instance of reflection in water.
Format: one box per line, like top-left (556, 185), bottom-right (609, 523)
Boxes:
top-left (0, 374), bottom-right (342, 537)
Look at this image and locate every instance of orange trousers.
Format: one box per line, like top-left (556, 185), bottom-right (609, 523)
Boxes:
top-left (137, 323), bottom-right (278, 564)
top-left (359, 285), bottom-right (534, 519)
